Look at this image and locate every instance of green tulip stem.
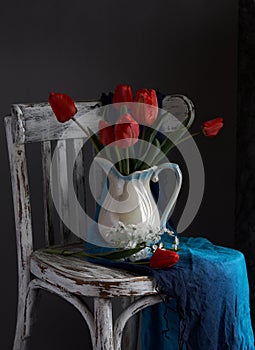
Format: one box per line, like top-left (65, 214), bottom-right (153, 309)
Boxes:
top-left (139, 126), bottom-right (147, 157)
top-left (114, 146), bottom-right (123, 174)
top-left (72, 117), bottom-right (90, 136)
top-left (154, 130), bottom-right (202, 164)
top-left (168, 130), bottom-right (201, 149)
top-left (72, 117), bottom-right (99, 153)
top-left (126, 147), bottom-right (130, 175)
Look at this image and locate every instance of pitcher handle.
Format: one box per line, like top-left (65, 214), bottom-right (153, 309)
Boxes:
top-left (152, 163), bottom-right (182, 231)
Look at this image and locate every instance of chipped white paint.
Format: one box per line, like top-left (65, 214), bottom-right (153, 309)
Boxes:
top-left (5, 116), bottom-right (33, 350)
top-left (5, 96), bottom-right (192, 349)
top-left (11, 101), bottom-right (102, 144)
top-left (30, 248), bottom-right (157, 297)
top-left (55, 139), bottom-right (71, 242)
top-left (95, 298), bottom-right (114, 350)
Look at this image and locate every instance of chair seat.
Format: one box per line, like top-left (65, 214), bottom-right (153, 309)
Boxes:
top-left (30, 244), bottom-right (157, 297)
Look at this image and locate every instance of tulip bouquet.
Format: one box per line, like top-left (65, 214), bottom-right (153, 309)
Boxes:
top-left (48, 85), bottom-right (223, 268)
top-left (49, 85), bottom-right (223, 177)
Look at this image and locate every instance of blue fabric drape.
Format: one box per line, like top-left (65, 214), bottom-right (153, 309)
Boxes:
top-left (87, 237), bottom-right (254, 349)
top-left (141, 237), bottom-right (254, 350)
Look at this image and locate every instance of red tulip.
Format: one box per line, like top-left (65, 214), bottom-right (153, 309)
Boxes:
top-left (115, 113), bottom-right (140, 148)
top-left (150, 248), bottom-right (179, 269)
top-left (99, 120), bottom-right (115, 146)
top-left (133, 89), bottom-right (158, 126)
top-left (201, 117), bottom-right (223, 138)
top-left (48, 92), bottom-right (77, 123)
top-left (112, 84), bottom-right (133, 109)
top-left (98, 113), bottom-right (139, 149)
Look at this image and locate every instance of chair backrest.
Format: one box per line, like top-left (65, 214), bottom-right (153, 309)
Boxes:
top-left (5, 99), bottom-right (101, 245)
top-left (5, 95), bottom-right (194, 285)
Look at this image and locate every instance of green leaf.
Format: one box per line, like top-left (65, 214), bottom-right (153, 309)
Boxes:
top-left (161, 137), bottom-right (174, 155)
top-left (87, 127), bottom-right (103, 152)
top-left (93, 244), bottom-right (145, 260)
top-left (45, 243), bottom-right (146, 261)
top-left (45, 248), bottom-right (75, 256)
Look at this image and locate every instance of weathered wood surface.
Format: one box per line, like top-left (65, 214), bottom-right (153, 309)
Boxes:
top-left (30, 247), bottom-right (157, 298)
top-left (55, 139), bottom-right (71, 242)
top-left (94, 298), bottom-right (114, 350)
top-left (11, 101), bottom-right (101, 144)
top-left (22, 280), bottom-right (40, 344)
top-left (5, 116), bottom-right (34, 350)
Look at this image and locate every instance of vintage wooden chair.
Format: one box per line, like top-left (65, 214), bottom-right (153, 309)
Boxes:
top-left (5, 95), bottom-right (194, 350)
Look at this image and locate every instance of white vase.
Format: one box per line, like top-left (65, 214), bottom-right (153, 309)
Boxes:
top-left (95, 158), bottom-right (182, 256)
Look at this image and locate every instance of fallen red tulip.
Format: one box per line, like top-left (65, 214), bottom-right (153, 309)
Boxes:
top-left (150, 248), bottom-right (179, 269)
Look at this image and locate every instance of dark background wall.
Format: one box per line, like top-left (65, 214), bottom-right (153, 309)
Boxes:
top-left (0, 1), bottom-right (238, 349)
top-left (237, 0), bottom-right (255, 329)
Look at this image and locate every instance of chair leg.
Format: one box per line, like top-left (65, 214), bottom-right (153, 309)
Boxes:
top-left (94, 298), bottom-right (114, 350)
top-left (13, 283), bottom-right (40, 350)
top-left (13, 298), bottom-right (27, 350)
